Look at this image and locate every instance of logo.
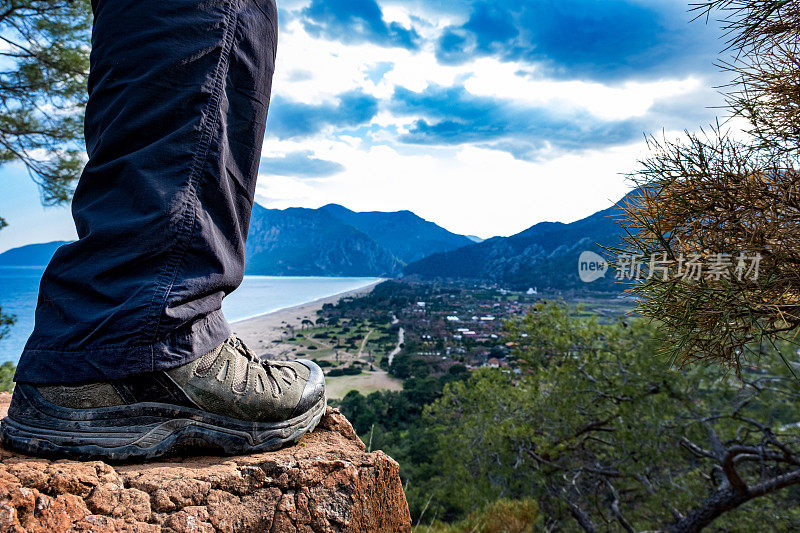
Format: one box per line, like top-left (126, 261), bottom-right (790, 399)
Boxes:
top-left (578, 251), bottom-right (608, 282)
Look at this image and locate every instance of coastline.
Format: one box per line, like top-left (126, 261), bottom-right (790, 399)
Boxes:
top-left (231, 278), bottom-right (385, 357)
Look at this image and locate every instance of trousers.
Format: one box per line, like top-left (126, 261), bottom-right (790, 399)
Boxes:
top-left (15, 0), bottom-right (277, 384)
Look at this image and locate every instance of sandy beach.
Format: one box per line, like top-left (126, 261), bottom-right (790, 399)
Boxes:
top-left (231, 279), bottom-right (384, 358)
top-left (230, 278), bottom-right (404, 399)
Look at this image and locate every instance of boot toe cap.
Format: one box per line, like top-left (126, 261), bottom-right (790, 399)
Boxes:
top-left (291, 359), bottom-right (325, 417)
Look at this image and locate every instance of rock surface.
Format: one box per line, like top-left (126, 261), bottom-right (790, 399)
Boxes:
top-left (0, 392), bottom-right (411, 532)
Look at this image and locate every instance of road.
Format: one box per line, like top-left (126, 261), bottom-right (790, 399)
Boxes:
top-left (387, 327), bottom-right (404, 367)
top-left (356, 329), bottom-right (373, 357)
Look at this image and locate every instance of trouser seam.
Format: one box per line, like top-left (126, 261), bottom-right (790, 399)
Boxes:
top-left (143, 0), bottom-right (240, 369)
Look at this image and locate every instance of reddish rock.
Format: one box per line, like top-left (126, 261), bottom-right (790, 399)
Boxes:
top-left (0, 396), bottom-right (411, 533)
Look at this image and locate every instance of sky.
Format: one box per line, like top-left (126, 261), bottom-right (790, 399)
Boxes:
top-left (0, 0), bottom-right (728, 252)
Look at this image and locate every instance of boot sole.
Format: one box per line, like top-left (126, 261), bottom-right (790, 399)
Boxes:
top-left (0, 384), bottom-right (325, 462)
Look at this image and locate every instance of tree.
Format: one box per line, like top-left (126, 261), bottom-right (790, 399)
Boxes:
top-left (423, 303), bottom-right (800, 531)
top-left (0, 1), bottom-right (92, 367)
top-left (389, 352), bottom-right (412, 378)
top-left (615, 0), bottom-right (800, 368)
top-left (1, 0), bottom-right (92, 204)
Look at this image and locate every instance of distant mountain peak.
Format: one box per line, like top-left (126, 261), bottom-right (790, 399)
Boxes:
top-left (245, 204), bottom-right (475, 277)
top-left (404, 191), bottom-right (636, 294)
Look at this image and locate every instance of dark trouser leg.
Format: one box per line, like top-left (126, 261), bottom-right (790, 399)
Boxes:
top-left (14, 0), bottom-right (277, 384)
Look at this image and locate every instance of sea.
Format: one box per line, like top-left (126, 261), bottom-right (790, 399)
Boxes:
top-left (0, 266), bottom-right (381, 365)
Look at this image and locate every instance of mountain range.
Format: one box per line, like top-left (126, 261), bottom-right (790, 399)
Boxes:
top-left (403, 193), bottom-right (631, 292)
top-left (0, 204), bottom-right (475, 277)
top-left (0, 195), bottom-right (631, 292)
top-left (244, 203), bottom-right (474, 276)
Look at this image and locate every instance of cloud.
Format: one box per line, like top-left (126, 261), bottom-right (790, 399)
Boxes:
top-left (255, 138), bottom-right (646, 240)
top-left (266, 90), bottom-right (380, 139)
top-left (286, 69), bottom-right (314, 82)
top-left (433, 0), bottom-right (720, 82)
top-left (390, 84), bottom-right (642, 159)
top-left (301, 0), bottom-right (421, 50)
top-left (259, 150), bottom-right (345, 178)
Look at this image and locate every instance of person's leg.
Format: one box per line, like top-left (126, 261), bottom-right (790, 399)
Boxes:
top-left (2, 0), bottom-right (326, 460)
top-left (15, 0), bottom-right (276, 384)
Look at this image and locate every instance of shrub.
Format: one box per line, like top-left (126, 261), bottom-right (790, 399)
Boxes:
top-left (427, 499), bottom-right (539, 533)
top-left (0, 362), bottom-right (14, 392)
top-left (327, 366), bottom-right (362, 377)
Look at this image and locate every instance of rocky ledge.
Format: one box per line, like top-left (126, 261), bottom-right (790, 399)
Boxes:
top-left (0, 393), bottom-right (411, 532)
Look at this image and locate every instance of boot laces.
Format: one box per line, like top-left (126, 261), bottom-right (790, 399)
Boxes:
top-left (226, 336), bottom-right (297, 396)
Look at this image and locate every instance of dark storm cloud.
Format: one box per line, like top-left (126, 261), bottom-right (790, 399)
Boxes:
top-left (301, 0), bottom-right (421, 50)
top-left (259, 151), bottom-right (345, 178)
top-left (266, 90), bottom-right (380, 139)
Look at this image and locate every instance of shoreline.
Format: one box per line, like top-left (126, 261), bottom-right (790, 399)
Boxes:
top-left (231, 279), bottom-right (385, 356)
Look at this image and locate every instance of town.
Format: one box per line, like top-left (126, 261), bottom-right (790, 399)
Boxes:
top-left (269, 280), bottom-right (635, 398)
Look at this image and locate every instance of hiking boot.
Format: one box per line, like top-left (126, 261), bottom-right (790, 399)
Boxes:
top-left (1, 337), bottom-right (325, 461)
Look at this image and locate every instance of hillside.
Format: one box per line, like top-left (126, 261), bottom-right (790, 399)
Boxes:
top-left (403, 192), bottom-right (637, 293)
top-left (1, 197), bottom-right (632, 288)
top-left (245, 203), bottom-right (474, 276)
top-left (0, 241), bottom-right (68, 267)
top-left (0, 202), bottom-right (475, 278)
top-left (245, 204), bottom-right (399, 276)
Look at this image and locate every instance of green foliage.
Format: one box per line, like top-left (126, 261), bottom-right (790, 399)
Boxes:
top-left (0, 307), bottom-right (14, 340)
top-left (422, 302), bottom-right (800, 530)
top-left (333, 372), bottom-right (470, 520)
top-left (0, 308), bottom-right (15, 392)
top-left (326, 365), bottom-right (362, 377)
top-left (447, 364), bottom-right (467, 376)
top-left (426, 499), bottom-right (540, 533)
top-left (0, 1), bottom-right (89, 378)
top-left (0, 0), bottom-right (92, 203)
top-left (389, 350), bottom-right (430, 379)
top-left (615, 1), bottom-right (800, 366)
top-left (0, 362), bottom-right (15, 392)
